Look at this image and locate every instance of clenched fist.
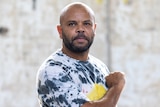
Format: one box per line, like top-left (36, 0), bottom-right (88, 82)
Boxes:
top-left (105, 72), bottom-right (125, 89)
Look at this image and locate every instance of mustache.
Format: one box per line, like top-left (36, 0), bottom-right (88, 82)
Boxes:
top-left (73, 33), bottom-right (88, 41)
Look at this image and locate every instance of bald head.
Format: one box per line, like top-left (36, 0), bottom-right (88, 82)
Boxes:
top-left (59, 2), bottom-right (95, 25)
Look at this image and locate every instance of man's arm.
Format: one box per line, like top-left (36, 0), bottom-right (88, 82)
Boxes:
top-left (81, 72), bottom-right (125, 107)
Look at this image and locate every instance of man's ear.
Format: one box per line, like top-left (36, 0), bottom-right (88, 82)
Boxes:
top-left (57, 25), bottom-right (62, 39)
top-left (94, 23), bottom-right (97, 35)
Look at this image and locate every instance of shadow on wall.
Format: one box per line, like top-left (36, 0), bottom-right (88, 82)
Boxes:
top-left (0, 27), bottom-right (8, 36)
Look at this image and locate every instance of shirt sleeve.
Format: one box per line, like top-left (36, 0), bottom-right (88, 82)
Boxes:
top-left (37, 65), bottom-right (89, 107)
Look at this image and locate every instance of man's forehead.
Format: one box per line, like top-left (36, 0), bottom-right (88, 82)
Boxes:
top-left (60, 2), bottom-right (95, 24)
top-left (64, 13), bottom-right (94, 24)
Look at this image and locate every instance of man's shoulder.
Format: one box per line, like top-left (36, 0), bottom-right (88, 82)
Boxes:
top-left (37, 49), bottom-right (77, 75)
top-left (88, 55), bottom-right (105, 65)
top-left (43, 49), bottom-right (67, 65)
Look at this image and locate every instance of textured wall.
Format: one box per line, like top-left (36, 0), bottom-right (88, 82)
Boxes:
top-left (0, 0), bottom-right (160, 107)
top-left (109, 0), bottom-right (160, 107)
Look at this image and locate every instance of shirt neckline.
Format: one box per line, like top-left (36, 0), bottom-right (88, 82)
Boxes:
top-left (58, 49), bottom-right (90, 63)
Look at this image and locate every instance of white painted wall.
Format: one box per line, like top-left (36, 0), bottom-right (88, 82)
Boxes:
top-left (109, 0), bottom-right (160, 107)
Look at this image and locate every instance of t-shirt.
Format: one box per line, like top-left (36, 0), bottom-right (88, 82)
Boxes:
top-left (36, 49), bottom-right (110, 107)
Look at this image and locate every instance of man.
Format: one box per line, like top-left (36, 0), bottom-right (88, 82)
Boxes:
top-left (36, 2), bottom-right (125, 107)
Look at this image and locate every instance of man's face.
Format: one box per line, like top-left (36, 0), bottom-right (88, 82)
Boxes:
top-left (58, 7), bottom-right (96, 53)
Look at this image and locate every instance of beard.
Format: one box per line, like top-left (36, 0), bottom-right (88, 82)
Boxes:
top-left (62, 31), bottom-right (94, 53)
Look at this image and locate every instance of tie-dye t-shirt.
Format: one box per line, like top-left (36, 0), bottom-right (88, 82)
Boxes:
top-left (36, 49), bottom-right (110, 107)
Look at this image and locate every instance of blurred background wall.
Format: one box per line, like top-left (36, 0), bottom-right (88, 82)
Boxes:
top-left (0, 0), bottom-right (160, 107)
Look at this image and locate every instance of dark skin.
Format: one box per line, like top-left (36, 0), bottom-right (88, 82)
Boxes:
top-left (57, 2), bottom-right (125, 107)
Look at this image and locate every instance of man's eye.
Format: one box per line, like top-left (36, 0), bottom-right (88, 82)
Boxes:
top-left (84, 23), bottom-right (91, 26)
top-left (68, 23), bottom-right (76, 26)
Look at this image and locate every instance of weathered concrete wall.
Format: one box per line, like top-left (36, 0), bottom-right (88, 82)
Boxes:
top-left (109, 0), bottom-right (160, 107)
top-left (0, 0), bottom-right (160, 107)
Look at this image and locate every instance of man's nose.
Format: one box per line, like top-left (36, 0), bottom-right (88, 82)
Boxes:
top-left (76, 24), bottom-right (85, 33)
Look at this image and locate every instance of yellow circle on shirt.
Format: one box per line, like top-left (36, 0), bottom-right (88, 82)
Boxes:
top-left (87, 83), bottom-right (107, 101)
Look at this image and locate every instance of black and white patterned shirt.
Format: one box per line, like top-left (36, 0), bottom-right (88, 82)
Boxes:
top-left (36, 49), bottom-right (110, 107)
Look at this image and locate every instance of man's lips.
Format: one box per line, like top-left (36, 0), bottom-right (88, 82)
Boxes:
top-left (73, 35), bottom-right (88, 43)
top-left (74, 37), bottom-right (87, 43)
